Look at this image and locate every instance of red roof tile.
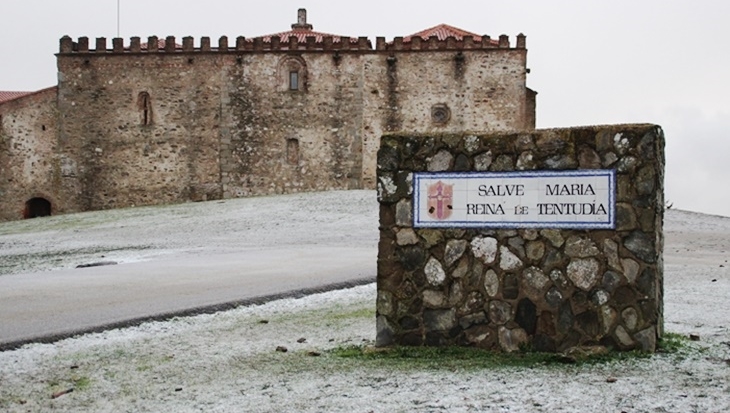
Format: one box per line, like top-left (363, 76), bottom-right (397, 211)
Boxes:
top-left (0, 91), bottom-right (34, 104)
top-left (403, 23), bottom-right (497, 44)
top-left (251, 8), bottom-right (360, 48)
top-left (253, 29), bottom-right (359, 45)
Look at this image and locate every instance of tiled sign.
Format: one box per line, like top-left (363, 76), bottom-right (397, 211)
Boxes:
top-left (413, 170), bottom-right (616, 229)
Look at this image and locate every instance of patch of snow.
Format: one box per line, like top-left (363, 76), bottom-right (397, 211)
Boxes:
top-left (0, 196), bottom-right (729, 412)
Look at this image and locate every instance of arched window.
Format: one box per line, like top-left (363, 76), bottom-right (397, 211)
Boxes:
top-left (278, 56), bottom-right (307, 92)
top-left (24, 197), bottom-right (52, 219)
top-left (137, 92), bottom-right (152, 125)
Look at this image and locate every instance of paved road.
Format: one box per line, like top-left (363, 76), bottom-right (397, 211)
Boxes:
top-left (0, 246), bottom-right (376, 350)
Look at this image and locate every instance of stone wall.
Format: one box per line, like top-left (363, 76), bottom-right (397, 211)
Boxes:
top-left (219, 51), bottom-right (365, 197)
top-left (0, 88), bottom-right (59, 221)
top-left (0, 33), bottom-right (534, 221)
top-left (375, 124), bottom-right (665, 352)
top-left (360, 48), bottom-right (530, 188)
top-left (54, 36), bottom-right (531, 212)
top-left (56, 53), bottom-right (223, 212)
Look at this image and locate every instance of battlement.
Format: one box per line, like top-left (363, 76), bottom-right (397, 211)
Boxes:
top-left (377, 33), bottom-right (525, 51)
top-left (58, 33), bottom-right (526, 54)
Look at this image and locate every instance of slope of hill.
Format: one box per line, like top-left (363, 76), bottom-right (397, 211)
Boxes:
top-left (0, 192), bottom-right (728, 412)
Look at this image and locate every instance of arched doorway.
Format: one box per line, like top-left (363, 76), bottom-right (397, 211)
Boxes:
top-left (24, 198), bottom-right (52, 219)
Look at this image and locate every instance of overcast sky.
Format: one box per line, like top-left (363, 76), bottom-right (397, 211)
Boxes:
top-left (1, 0), bottom-right (728, 216)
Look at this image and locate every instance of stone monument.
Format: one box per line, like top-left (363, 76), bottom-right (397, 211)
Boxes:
top-left (375, 124), bottom-right (664, 352)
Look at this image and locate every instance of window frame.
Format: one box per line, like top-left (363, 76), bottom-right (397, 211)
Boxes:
top-left (289, 71), bottom-right (299, 91)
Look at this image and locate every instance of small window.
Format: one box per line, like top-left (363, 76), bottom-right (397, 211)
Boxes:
top-left (137, 92), bottom-right (152, 125)
top-left (289, 71), bottom-right (299, 91)
top-left (287, 138), bottom-right (299, 164)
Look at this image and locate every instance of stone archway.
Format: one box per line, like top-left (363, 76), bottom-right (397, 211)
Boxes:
top-left (24, 197), bottom-right (52, 219)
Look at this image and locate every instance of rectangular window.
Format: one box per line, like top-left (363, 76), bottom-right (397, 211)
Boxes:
top-left (287, 139), bottom-right (299, 164)
top-left (289, 71), bottom-right (299, 90)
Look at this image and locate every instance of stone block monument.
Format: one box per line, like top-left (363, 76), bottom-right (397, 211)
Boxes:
top-left (375, 124), bottom-right (664, 352)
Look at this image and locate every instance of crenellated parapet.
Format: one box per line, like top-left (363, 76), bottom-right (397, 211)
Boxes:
top-left (58, 35), bottom-right (374, 53)
top-left (58, 33), bottom-right (526, 54)
top-left (376, 33), bottom-right (525, 51)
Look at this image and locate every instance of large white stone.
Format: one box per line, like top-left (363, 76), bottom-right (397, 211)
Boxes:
top-left (499, 246), bottom-right (523, 271)
top-left (471, 237), bottom-right (498, 264)
top-left (484, 269), bottom-right (499, 297)
top-left (567, 258), bottom-right (600, 291)
top-left (425, 257), bottom-right (446, 286)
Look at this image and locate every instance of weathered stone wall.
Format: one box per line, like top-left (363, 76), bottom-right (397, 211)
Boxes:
top-left (220, 52), bottom-right (365, 197)
top-left (56, 52), bottom-right (223, 211)
top-left (360, 48), bottom-right (530, 188)
top-left (376, 124), bottom-right (665, 352)
top-left (0, 33), bottom-right (534, 221)
top-left (0, 88), bottom-right (59, 221)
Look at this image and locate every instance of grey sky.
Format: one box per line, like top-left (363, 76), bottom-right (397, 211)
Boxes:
top-left (2, 0), bottom-right (728, 216)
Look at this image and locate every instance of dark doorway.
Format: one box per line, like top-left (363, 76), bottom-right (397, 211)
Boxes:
top-left (24, 198), bottom-right (52, 219)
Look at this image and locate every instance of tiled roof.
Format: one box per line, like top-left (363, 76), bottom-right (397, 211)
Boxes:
top-left (251, 8), bottom-right (359, 47)
top-left (0, 91), bottom-right (34, 104)
top-left (403, 23), bottom-right (497, 44)
top-left (253, 29), bottom-right (359, 45)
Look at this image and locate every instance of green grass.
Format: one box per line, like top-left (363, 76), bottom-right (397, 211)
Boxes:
top-left (329, 332), bottom-right (692, 370)
top-left (326, 306), bottom-right (375, 321)
top-left (657, 332), bottom-right (691, 354)
top-left (72, 376), bottom-right (91, 391)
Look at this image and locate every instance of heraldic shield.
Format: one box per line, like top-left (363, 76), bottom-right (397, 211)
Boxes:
top-left (427, 181), bottom-right (453, 220)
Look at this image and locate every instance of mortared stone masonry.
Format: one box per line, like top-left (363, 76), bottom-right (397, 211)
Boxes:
top-left (375, 124), bottom-right (665, 352)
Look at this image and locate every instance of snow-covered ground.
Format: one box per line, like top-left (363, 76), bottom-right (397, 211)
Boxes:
top-left (1, 192), bottom-right (729, 412)
top-left (0, 190), bottom-right (378, 276)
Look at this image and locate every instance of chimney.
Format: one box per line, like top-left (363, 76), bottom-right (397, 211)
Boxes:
top-left (291, 8), bottom-right (313, 30)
